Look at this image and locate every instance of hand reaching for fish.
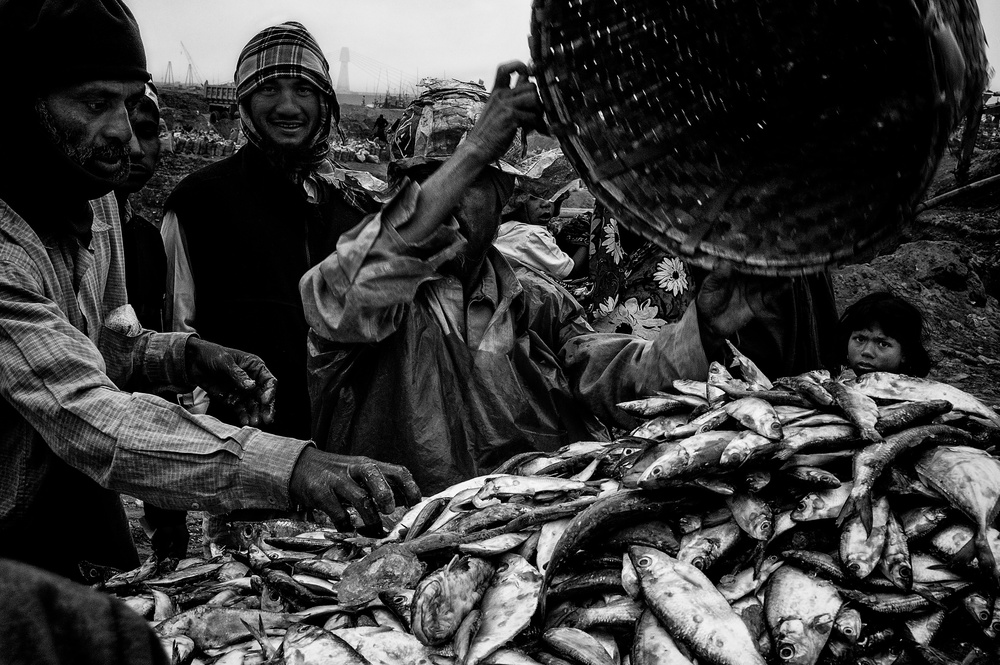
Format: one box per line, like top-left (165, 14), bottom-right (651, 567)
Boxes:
top-left (289, 448), bottom-right (423, 531)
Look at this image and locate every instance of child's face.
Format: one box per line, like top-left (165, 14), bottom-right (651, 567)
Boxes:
top-left (847, 323), bottom-right (905, 374)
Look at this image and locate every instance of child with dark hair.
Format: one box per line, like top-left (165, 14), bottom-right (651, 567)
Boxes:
top-left (840, 291), bottom-right (931, 377)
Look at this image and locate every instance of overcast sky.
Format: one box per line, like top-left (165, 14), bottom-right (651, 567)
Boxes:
top-left (129, 0), bottom-right (998, 93)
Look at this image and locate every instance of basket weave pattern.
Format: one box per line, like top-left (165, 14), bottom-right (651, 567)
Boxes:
top-left (531, 0), bottom-right (981, 274)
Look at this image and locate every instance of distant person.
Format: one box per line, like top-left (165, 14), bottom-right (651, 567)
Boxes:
top-left (372, 113), bottom-right (389, 142)
top-left (840, 291), bottom-right (931, 376)
top-left (493, 187), bottom-right (576, 279)
top-left (113, 82), bottom-right (191, 561)
top-left (161, 20), bottom-right (381, 553)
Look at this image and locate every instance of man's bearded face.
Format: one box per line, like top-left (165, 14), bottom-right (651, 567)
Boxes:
top-left (35, 80), bottom-right (145, 184)
top-left (36, 100), bottom-right (130, 183)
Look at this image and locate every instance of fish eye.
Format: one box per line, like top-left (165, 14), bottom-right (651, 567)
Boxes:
top-left (842, 626), bottom-right (856, 636)
top-left (899, 566), bottom-right (911, 580)
top-left (650, 467), bottom-right (662, 476)
top-left (848, 562), bottom-right (860, 572)
top-left (760, 521), bottom-right (772, 531)
top-left (692, 557), bottom-right (706, 570)
top-left (637, 556), bottom-right (651, 567)
top-left (979, 610), bottom-right (991, 622)
top-left (778, 643), bottom-right (797, 660)
top-left (796, 501), bottom-right (807, 512)
top-left (497, 563), bottom-right (509, 572)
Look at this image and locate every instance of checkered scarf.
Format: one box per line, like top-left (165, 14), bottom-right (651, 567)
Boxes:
top-left (235, 21), bottom-right (337, 168)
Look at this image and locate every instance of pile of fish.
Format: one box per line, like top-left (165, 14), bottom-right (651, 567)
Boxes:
top-left (95, 352), bottom-right (1000, 665)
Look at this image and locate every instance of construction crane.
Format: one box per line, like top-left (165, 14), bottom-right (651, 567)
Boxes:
top-left (180, 41), bottom-right (205, 87)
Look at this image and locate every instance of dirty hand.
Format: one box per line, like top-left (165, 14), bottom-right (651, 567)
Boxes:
top-left (184, 337), bottom-right (277, 427)
top-left (288, 448), bottom-right (423, 532)
top-left (466, 60), bottom-right (545, 164)
top-left (695, 262), bottom-right (789, 342)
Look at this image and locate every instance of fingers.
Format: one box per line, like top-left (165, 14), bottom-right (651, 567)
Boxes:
top-left (494, 60), bottom-right (530, 90)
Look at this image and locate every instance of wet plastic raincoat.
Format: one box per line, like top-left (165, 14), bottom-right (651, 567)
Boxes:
top-left (300, 181), bottom-right (708, 494)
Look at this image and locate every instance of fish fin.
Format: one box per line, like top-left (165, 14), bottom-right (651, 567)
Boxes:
top-left (952, 537), bottom-right (979, 567)
top-left (752, 541), bottom-right (768, 579)
top-left (241, 615), bottom-right (279, 660)
top-left (975, 528), bottom-right (1000, 592)
top-left (910, 583), bottom-right (948, 608)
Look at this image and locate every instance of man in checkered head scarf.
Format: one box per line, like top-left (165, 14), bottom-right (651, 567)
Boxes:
top-left (234, 20), bottom-right (339, 176)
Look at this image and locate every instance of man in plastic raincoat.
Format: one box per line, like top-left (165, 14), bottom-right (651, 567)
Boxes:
top-left (299, 63), bottom-right (779, 494)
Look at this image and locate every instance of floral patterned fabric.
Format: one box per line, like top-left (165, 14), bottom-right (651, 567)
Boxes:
top-left (584, 204), bottom-right (695, 339)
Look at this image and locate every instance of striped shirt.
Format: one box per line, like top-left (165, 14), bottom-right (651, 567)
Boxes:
top-left (0, 193), bottom-right (310, 526)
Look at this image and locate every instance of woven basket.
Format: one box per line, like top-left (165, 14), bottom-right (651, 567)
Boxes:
top-left (530, 0), bottom-right (987, 275)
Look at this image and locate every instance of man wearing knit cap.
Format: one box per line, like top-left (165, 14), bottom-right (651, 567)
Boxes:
top-left (300, 65), bottom-right (774, 494)
top-left (0, 0), bottom-right (419, 584)
top-left (161, 21), bottom-right (384, 553)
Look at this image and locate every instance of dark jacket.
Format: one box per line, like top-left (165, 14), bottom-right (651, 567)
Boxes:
top-left (165, 145), bottom-right (372, 438)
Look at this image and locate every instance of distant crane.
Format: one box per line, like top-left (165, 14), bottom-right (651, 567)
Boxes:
top-left (180, 41), bottom-right (204, 88)
top-left (163, 61), bottom-right (174, 85)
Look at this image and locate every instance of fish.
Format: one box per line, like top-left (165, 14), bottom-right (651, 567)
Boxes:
top-left (724, 340), bottom-right (773, 390)
top-left (293, 558), bottom-right (348, 581)
top-left (151, 588), bottom-right (178, 621)
top-left (155, 607), bottom-right (295, 652)
top-left (764, 565), bottom-right (843, 665)
top-left (848, 372), bottom-right (1000, 427)
top-left (535, 518), bottom-right (573, 574)
top-left (719, 430), bottom-right (778, 467)
top-left (630, 413), bottom-right (689, 440)
top-left (636, 431), bottom-right (741, 487)
top-left (832, 605), bottom-right (863, 644)
top-left (724, 397), bottom-right (783, 440)
top-left (673, 378), bottom-right (724, 403)
top-left (333, 625), bottom-right (443, 665)
top-left (899, 504), bottom-right (951, 540)
top-left (875, 400), bottom-right (953, 435)
top-left (823, 380), bottom-right (882, 443)
top-left (671, 404), bottom-right (731, 438)
top-left (631, 609), bottom-right (696, 665)
top-left (915, 445), bottom-right (1000, 587)
top-left (717, 555), bottom-right (783, 602)
top-left (281, 623), bottom-right (370, 664)
top-left (840, 495), bottom-right (890, 579)
top-left (726, 493), bottom-right (774, 540)
top-left (473, 475), bottom-right (588, 508)
top-left (555, 596), bottom-right (643, 631)
top-left (629, 546), bottom-right (765, 665)
top-left (616, 395), bottom-right (700, 418)
top-left (839, 425), bottom-right (973, 532)
top-left (160, 635), bottom-right (196, 665)
top-left (783, 465), bottom-right (842, 488)
top-left (543, 627), bottom-right (615, 665)
top-left (962, 592), bottom-right (994, 635)
top-left (410, 555), bottom-right (496, 646)
top-left (878, 509), bottom-right (912, 591)
top-left (791, 482), bottom-right (854, 522)
top-left (606, 520), bottom-right (679, 555)
top-left (773, 375), bottom-right (836, 408)
top-left (677, 519), bottom-right (742, 571)
top-left (146, 561), bottom-right (226, 587)
top-left (903, 609), bottom-right (946, 645)
top-left (459, 532), bottom-right (531, 556)
top-left (338, 544), bottom-right (427, 608)
top-left (772, 424), bottom-right (859, 462)
top-left (122, 595), bottom-right (155, 619)
top-left (464, 554), bottom-right (542, 665)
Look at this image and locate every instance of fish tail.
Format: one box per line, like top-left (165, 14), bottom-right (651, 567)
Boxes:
top-left (837, 493), bottom-right (873, 534)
